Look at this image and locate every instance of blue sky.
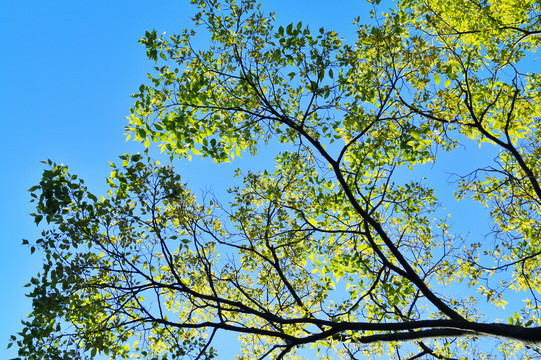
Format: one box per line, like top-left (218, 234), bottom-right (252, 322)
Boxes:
top-left (2, 1), bottom-right (532, 358)
top-left (0, 1), bottom-right (367, 358)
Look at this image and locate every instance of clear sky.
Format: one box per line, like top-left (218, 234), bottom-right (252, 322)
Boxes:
top-left (0, 1), bottom-right (368, 358)
top-left (2, 1), bottom-right (530, 358)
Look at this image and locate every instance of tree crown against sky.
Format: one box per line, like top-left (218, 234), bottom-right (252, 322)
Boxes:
top-left (11, 0), bottom-right (541, 359)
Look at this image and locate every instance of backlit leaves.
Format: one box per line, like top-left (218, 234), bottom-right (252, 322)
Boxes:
top-left (14, 0), bottom-right (541, 359)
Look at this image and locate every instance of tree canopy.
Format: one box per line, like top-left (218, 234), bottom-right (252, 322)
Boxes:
top-left (12, 0), bottom-right (541, 359)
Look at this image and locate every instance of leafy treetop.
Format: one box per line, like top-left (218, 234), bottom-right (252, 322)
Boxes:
top-left (12, 0), bottom-right (541, 359)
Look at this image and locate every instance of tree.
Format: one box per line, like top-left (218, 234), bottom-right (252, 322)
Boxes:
top-left (12, 0), bottom-right (541, 358)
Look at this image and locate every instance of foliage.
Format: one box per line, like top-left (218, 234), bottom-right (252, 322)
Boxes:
top-left (12, 0), bottom-right (541, 359)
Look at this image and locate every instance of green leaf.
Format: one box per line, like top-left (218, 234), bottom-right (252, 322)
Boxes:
top-left (286, 23), bottom-right (293, 35)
